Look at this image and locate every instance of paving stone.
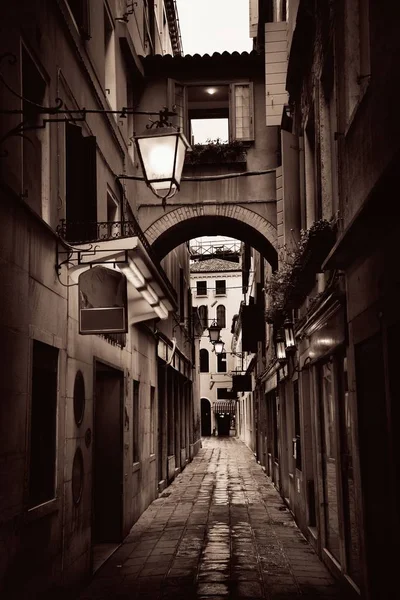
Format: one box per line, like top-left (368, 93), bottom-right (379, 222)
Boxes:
top-left (74, 439), bottom-right (349, 600)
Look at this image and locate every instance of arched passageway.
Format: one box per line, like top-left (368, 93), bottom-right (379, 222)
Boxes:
top-left (145, 208), bottom-right (278, 268)
top-left (201, 398), bottom-right (212, 436)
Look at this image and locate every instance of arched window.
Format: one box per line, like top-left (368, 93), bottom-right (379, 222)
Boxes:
top-left (198, 305), bottom-right (208, 329)
top-left (200, 349), bottom-right (209, 372)
top-left (216, 305), bottom-right (226, 329)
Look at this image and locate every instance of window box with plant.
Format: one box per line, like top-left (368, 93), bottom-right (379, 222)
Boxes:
top-left (265, 219), bottom-right (336, 324)
top-left (185, 138), bottom-right (248, 165)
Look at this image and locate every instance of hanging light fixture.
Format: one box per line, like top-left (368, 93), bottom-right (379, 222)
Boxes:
top-left (208, 320), bottom-right (222, 343)
top-left (275, 328), bottom-right (287, 363)
top-left (213, 339), bottom-right (225, 354)
top-left (283, 316), bottom-right (296, 353)
top-left (134, 108), bottom-right (190, 204)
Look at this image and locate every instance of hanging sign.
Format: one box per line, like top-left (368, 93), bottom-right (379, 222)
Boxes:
top-left (78, 266), bottom-right (128, 334)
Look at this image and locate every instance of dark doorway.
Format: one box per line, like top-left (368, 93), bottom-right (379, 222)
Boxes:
top-left (216, 413), bottom-right (230, 436)
top-left (93, 361), bottom-right (123, 569)
top-left (201, 398), bottom-right (211, 436)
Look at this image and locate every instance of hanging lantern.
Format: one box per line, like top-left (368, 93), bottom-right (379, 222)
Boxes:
top-left (275, 328), bottom-right (287, 363)
top-left (283, 316), bottom-right (296, 353)
top-left (213, 339), bottom-right (225, 354)
top-left (134, 126), bottom-right (190, 201)
top-left (208, 320), bottom-right (222, 343)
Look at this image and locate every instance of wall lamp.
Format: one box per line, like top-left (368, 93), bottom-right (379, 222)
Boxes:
top-left (213, 340), bottom-right (225, 354)
top-left (134, 107), bottom-right (190, 205)
top-left (208, 320), bottom-right (222, 343)
top-left (283, 316), bottom-right (296, 354)
top-left (275, 328), bottom-right (287, 364)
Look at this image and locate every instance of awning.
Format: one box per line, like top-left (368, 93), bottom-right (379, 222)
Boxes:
top-left (213, 401), bottom-right (236, 414)
top-left (66, 236), bottom-right (177, 324)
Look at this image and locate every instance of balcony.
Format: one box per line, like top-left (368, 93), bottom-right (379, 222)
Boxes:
top-left (57, 219), bottom-right (140, 244)
top-left (57, 219), bottom-right (178, 324)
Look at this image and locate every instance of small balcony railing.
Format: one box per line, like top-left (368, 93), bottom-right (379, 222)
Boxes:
top-left (56, 219), bottom-right (178, 302)
top-left (56, 219), bottom-right (141, 244)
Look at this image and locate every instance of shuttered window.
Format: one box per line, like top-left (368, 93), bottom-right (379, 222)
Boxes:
top-left (217, 352), bottom-right (227, 373)
top-left (198, 305), bottom-right (208, 329)
top-left (196, 281), bottom-right (207, 296)
top-left (230, 83), bottom-right (254, 141)
top-left (215, 280), bottom-right (226, 296)
top-left (265, 22), bottom-right (288, 126)
top-left (216, 305), bottom-right (226, 329)
top-left (66, 0), bottom-right (91, 39)
top-left (65, 123), bottom-right (97, 242)
top-left (200, 349), bottom-right (209, 373)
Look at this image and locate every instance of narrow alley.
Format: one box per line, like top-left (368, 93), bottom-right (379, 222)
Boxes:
top-left (77, 439), bottom-right (346, 600)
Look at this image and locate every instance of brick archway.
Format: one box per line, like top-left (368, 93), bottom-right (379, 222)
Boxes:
top-left (145, 205), bottom-right (277, 268)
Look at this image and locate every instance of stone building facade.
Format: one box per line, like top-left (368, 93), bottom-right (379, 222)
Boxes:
top-left (242, 2), bottom-right (400, 598)
top-left (0, 1), bottom-right (200, 597)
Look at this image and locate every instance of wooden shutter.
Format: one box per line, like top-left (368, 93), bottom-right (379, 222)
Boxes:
top-left (249, 0), bottom-right (258, 37)
top-left (167, 78), bottom-right (187, 135)
top-left (281, 130), bottom-right (301, 249)
top-left (230, 82), bottom-right (254, 141)
top-left (66, 123), bottom-right (97, 242)
top-left (265, 22), bottom-right (288, 126)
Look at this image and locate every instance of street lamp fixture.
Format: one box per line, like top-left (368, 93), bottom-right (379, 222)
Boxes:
top-left (134, 108), bottom-right (190, 203)
top-left (275, 328), bottom-right (287, 364)
top-left (283, 316), bottom-right (296, 354)
top-left (213, 340), bottom-right (225, 354)
top-left (208, 320), bottom-right (222, 343)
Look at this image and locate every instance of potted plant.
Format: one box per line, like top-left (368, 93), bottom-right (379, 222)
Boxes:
top-left (185, 138), bottom-right (247, 164)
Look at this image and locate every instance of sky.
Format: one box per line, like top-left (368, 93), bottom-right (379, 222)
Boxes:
top-left (175, 1), bottom-right (252, 142)
top-left (176, 0), bottom-right (253, 56)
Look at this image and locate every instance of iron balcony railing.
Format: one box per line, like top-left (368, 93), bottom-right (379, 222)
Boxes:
top-left (56, 219), bottom-right (177, 302)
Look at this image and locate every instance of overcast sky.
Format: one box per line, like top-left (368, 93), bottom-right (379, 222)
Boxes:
top-left (176, 0), bottom-right (253, 56)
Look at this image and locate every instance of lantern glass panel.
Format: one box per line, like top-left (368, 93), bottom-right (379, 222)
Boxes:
top-left (276, 340), bottom-right (286, 361)
top-left (214, 340), bottom-right (225, 354)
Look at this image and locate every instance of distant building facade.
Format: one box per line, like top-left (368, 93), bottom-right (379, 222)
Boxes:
top-left (191, 258), bottom-right (243, 438)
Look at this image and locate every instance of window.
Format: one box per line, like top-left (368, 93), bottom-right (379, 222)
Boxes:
top-left (293, 380), bottom-right (302, 470)
top-left (198, 305), bottom-right (208, 329)
top-left (200, 349), bottom-right (209, 373)
top-left (169, 81), bottom-right (254, 145)
top-left (196, 281), bottom-right (207, 296)
top-left (66, 0), bottom-right (90, 39)
top-left (22, 46), bottom-right (48, 217)
top-left (132, 380), bottom-right (140, 463)
top-left (126, 78), bottom-right (135, 161)
top-left (179, 268), bottom-right (185, 323)
top-left (106, 189), bottom-right (120, 237)
top-left (143, 0), bottom-right (155, 53)
top-left (104, 6), bottom-right (116, 111)
top-left (150, 386), bottom-right (155, 455)
top-left (29, 341), bottom-right (59, 508)
top-left (217, 352), bottom-right (227, 373)
top-left (65, 122), bottom-right (97, 242)
top-left (215, 280), bottom-right (226, 296)
top-left (216, 305), bottom-right (226, 329)
top-left (344, 0), bottom-right (370, 124)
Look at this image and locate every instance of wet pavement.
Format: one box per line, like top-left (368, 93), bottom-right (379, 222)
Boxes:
top-left (77, 438), bottom-right (348, 599)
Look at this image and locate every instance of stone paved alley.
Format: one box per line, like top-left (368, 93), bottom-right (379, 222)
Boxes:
top-left (77, 439), bottom-right (349, 600)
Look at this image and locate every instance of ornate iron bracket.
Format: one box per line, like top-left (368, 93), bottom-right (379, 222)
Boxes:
top-left (0, 53), bottom-right (177, 156)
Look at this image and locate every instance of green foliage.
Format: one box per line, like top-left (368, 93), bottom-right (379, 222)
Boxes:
top-left (265, 219), bottom-right (333, 322)
top-left (186, 138), bottom-right (247, 163)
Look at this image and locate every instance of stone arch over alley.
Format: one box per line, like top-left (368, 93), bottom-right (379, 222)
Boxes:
top-left (144, 204), bottom-right (278, 268)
